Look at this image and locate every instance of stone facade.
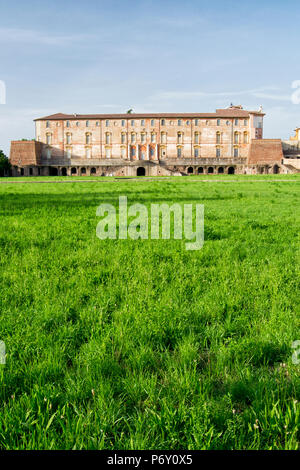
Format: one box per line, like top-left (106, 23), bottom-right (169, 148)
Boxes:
top-left (9, 105), bottom-right (297, 176)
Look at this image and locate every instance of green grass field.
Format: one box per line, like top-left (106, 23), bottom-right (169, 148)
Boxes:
top-left (0, 175), bottom-right (299, 450)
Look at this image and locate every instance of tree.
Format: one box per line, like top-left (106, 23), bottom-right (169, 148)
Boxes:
top-left (126, 109), bottom-right (133, 114)
top-left (0, 150), bottom-right (11, 176)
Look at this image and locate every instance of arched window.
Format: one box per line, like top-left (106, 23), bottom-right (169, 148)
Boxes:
top-left (121, 120), bottom-right (125, 127)
top-left (66, 133), bottom-right (72, 144)
top-left (216, 132), bottom-right (221, 144)
top-left (105, 147), bottom-right (111, 159)
top-left (105, 120), bottom-right (109, 127)
top-left (234, 146), bottom-right (239, 157)
top-left (234, 119), bottom-right (239, 126)
top-left (217, 119), bottom-right (221, 126)
top-left (195, 119), bottom-right (199, 126)
top-left (161, 132), bottom-right (167, 144)
top-left (141, 119), bottom-right (145, 126)
top-left (91, 167), bottom-right (96, 174)
top-left (76, 121), bottom-right (80, 127)
top-left (141, 132), bottom-right (146, 144)
top-left (216, 146), bottom-right (221, 158)
top-left (177, 146), bottom-right (182, 158)
top-left (86, 133), bottom-right (92, 145)
top-left (243, 132), bottom-right (248, 144)
top-left (151, 132), bottom-right (156, 143)
top-left (161, 119), bottom-right (165, 125)
top-left (194, 132), bottom-right (200, 144)
top-left (131, 120), bottom-right (135, 126)
top-left (46, 133), bottom-right (52, 145)
top-left (194, 147), bottom-right (199, 158)
top-left (131, 132), bottom-right (136, 144)
top-left (177, 132), bottom-right (183, 144)
top-left (66, 121), bottom-right (70, 128)
top-left (178, 119), bottom-right (182, 126)
top-left (86, 121), bottom-right (89, 127)
top-left (105, 133), bottom-right (111, 145)
top-left (151, 119), bottom-right (155, 126)
top-left (234, 132), bottom-right (239, 144)
top-left (46, 121), bottom-right (50, 128)
top-left (66, 147), bottom-right (72, 159)
top-left (121, 132), bottom-right (126, 144)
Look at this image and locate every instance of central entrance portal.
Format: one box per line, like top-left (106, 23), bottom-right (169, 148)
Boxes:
top-left (137, 167), bottom-right (146, 176)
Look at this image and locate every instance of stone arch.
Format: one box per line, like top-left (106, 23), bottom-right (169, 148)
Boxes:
top-left (228, 166), bottom-right (235, 175)
top-left (208, 167), bottom-right (214, 174)
top-left (218, 167), bottom-right (224, 174)
top-left (187, 167), bottom-right (193, 174)
top-left (71, 167), bottom-right (77, 175)
top-left (198, 167), bottom-right (204, 174)
top-left (273, 164), bottom-right (279, 174)
top-left (50, 167), bottom-right (58, 176)
top-left (61, 167), bottom-right (67, 176)
top-left (91, 167), bottom-right (96, 174)
top-left (81, 167), bottom-right (86, 175)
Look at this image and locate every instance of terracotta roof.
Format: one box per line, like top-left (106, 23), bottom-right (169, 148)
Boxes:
top-left (34, 108), bottom-right (261, 121)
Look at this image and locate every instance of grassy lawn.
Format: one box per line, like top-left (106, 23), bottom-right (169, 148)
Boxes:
top-left (0, 175), bottom-right (299, 450)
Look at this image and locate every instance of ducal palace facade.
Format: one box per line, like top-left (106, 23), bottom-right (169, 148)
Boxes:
top-left (9, 105), bottom-right (299, 176)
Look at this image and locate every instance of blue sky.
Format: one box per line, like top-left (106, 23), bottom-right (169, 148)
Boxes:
top-left (0, 0), bottom-right (300, 155)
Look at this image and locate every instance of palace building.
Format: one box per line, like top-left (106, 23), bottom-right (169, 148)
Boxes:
top-left (9, 105), bottom-right (297, 176)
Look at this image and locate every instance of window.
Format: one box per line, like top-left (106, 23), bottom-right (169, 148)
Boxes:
top-left (121, 146), bottom-right (126, 158)
top-left (66, 133), bottom-right (72, 144)
top-left (195, 119), bottom-right (199, 126)
top-left (151, 119), bottom-right (155, 126)
top-left (194, 132), bottom-right (199, 144)
top-left (86, 133), bottom-right (91, 145)
top-left (234, 132), bottom-right (239, 144)
top-left (150, 147), bottom-right (155, 157)
top-left (161, 119), bottom-right (165, 125)
top-left (131, 133), bottom-right (136, 144)
top-left (105, 133), bottom-right (110, 145)
top-left (46, 133), bottom-right (51, 145)
top-left (234, 119), bottom-right (239, 126)
top-left (161, 132), bottom-right (166, 144)
top-left (243, 132), bottom-right (248, 144)
top-left (121, 132), bottom-right (126, 144)
top-left (216, 147), bottom-right (221, 158)
top-left (76, 121), bottom-right (80, 127)
top-left (177, 132), bottom-right (183, 144)
top-left (178, 119), bottom-right (182, 126)
top-left (234, 147), bottom-right (239, 157)
top-left (86, 148), bottom-right (91, 159)
top-left (121, 120), bottom-right (125, 127)
top-left (177, 147), bottom-right (182, 158)
top-left (217, 119), bottom-right (221, 126)
top-left (186, 120), bottom-right (190, 125)
top-left (141, 133), bottom-right (146, 144)
top-left (131, 146), bottom-right (136, 158)
top-left (151, 132), bottom-right (156, 143)
top-left (66, 121), bottom-right (70, 128)
top-left (141, 119), bottom-right (145, 126)
top-left (244, 119), bottom-right (248, 126)
top-left (46, 121), bottom-right (50, 128)
top-left (86, 121), bottom-right (89, 127)
top-left (194, 147), bottom-right (199, 158)
top-left (216, 132), bottom-right (221, 144)
top-left (105, 120), bottom-right (109, 127)
top-left (66, 147), bottom-right (72, 159)
top-left (46, 148), bottom-right (51, 159)
top-left (105, 147), bottom-right (110, 159)
top-left (131, 120), bottom-right (135, 126)
top-left (96, 122), bottom-right (100, 127)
